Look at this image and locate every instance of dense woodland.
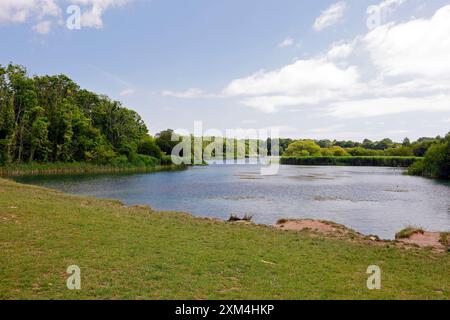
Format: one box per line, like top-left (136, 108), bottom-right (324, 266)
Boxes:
top-left (1, 64), bottom-right (448, 179)
top-left (0, 64), bottom-right (170, 167)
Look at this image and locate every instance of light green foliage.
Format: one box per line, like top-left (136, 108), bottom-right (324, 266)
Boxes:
top-left (282, 136), bottom-right (444, 172)
top-left (323, 146), bottom-right (349, 156)
top-left (347, 147), bottom-right (384, 157)
top-left (281, 156), bottom-right (420, 167)
top-left (283, 140), bottom-right (321, 157)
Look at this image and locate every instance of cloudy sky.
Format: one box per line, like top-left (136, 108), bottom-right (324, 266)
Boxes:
top-left (1, 0), bottom-right (449, 141)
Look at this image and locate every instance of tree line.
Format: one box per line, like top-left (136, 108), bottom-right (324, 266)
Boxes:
top-left (0, 64), bottom-right (170, 167)
top-left (275, 136), bottom-right (445, 157)
top-left (279, 135), bottom-right (449, 179)
top-left (1, 63), bottom-right (447, 178)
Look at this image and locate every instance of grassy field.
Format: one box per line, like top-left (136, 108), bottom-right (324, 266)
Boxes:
top-left (0, 178), bottom-right (448, 300)
top-left (281, 156), bottom-right (421, 167)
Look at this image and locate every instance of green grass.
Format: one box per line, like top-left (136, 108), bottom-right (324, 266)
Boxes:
top-left (440, 233), bottom-right (449, 250)
top-left (0, 162), bottom-right (184, 177)
top-left (395, 227), bottom-right (425, 239)
top-left (0, 178), bottom-right (448, 300)
top-left (281, 156), bottom-right (421, 167)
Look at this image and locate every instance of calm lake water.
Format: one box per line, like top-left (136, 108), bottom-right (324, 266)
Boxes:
top-left (14, 165), bottom-right (450, 239)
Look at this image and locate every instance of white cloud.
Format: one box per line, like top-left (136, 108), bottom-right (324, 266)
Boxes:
top-left (219, 4), bottom-right (450, 121)
top-left (327, 41), bottom-right (354, 60)
top-left (278, 37), bottom-right (294, 48)
top-left (71, 0), bottom-right (130, 28)
top-left (313, 1), bottom-right (347, 31)
top-left (0, 0), bottom-right (60, 24)
top-left (0, 0), bottom-right (130, 32)
top-left (162, 88), bottom-right (206, 99)
top-left (223, 58), bottom-right (360, 113)
top-left (364, 5), bottom-right (450, 78)
top-left (39, 0), bottom-right (61, 18)
top-left (371, 0), bottom-right (408, 14)
top-left (328, 95), bottom-right (450, 118)
top-left (32, 20), bottom-right (52, 34)
top-left (223, 58), bottom-right (359, 97)
top-left (240, 96), bottom-right (320, 113)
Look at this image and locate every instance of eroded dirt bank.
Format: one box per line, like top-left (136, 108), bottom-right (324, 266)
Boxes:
top-left (274, 219), bottom-right (449, 252)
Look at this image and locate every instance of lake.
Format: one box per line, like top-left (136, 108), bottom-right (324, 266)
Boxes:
top-left (13, 164), bottom-right (450, 239)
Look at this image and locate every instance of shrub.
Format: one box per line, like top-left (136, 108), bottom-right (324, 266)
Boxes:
top-left (160, 155), bottom-right (173, 165)
top-left (395, 227), bottom-right (424, 239)
top-left (385, 146), bottom-right (414, 157)
top-left (281, 156), bottom-right (420, 167)
top-left (283, 140), bottom-right (321, 157)
top-left (346, 147), bottom-right (384, 156)
top-left (138, 136), bottom-right (163, 159)
top-left (131, 154), bottom-right (160, 167)
top-left (86, 145), bottom-right (116, 164)
top-left (109, 155), bottom-right (129, 167)
top-left (408, 135), bottom-right (450, 179)
top-left (328, 146), bottom-right (349, 156)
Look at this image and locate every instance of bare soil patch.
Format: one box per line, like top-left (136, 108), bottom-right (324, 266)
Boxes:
top-left (396, 231), bottom-right (447, 251)
top-left (276, 219), bottom-right (449, 252)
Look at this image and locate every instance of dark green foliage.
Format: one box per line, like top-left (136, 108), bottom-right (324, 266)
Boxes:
top-left (155, 129), bottom-right (180, 155)
top-left (138, 136), bottom-right (162, 159)
top-left (281, 156), bottom-right (421, 167)
top-left (0, 63), bottom-right (166, 167)
top-left (408, 134), bottom-right (450, 179)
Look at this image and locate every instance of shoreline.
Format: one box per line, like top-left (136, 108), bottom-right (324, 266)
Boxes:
top-left (0, 163), bottom-right (186, 177)
top-left (4, 163), bottom-right (449, 243)
top-left (1, 177), bottom-right (449, 299)
top-left (3, 174), bottom-right (448, 252)
top-left (273, 219), bottom-right (449, 252)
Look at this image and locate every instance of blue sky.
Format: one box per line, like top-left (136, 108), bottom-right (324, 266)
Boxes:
top-left (1, 0), bottom-right (450, 141)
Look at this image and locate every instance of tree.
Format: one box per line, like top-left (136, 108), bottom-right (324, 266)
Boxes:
top-left (329, 146), bottom-right (349, 156)
top-left (362, 139), bottom-right (374, 149)
top-left (0, 66), bottom-right (15, 164)
top-left (421, 135), bottom-right (449, 179)
top-left (374, 138), bottom-right (393, 150)
top-left (385, 146), bottom-right (413, 157)
top-left (27, 107), bottom-right (50, 162)
top-left (138, 136), bottom-right (162, 159)
top-left (411, 139), bottom-right (437, 157)
top-left (0, 63), bottom-right (153, 166)
top-left (155, 129), bottom-right (179, 155)
top-left (402, 137), bottom-right (411, 147)
top-left (409, 134), bottom-right (449, 179)
top-left (316, 139), bottom-right (332, 148)
top-left (283, 140), bottom-right (321, 157)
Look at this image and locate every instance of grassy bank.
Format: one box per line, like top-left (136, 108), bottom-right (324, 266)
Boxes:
top-left (281, 156), bottom-right (421, 167)
top-left (0, 178), bottom-right (448, 299)
top-left (0, 162), bottom-right (184, 177)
